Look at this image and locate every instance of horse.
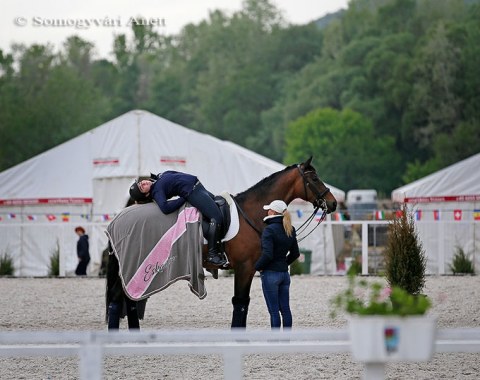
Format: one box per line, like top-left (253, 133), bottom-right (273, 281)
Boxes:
top-left (106, 156), bottom-right (337, 329)
top-left (215, 156), bottom-right (337, 327)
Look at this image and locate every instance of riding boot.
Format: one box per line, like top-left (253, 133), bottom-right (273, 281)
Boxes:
top-left (206, 219), bottom-right (227, 267)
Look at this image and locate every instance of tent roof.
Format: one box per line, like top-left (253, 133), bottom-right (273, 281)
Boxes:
top-left (0, 110), bottom-right (345, 207)
top-left (391, 153), bottom-right (480, 203)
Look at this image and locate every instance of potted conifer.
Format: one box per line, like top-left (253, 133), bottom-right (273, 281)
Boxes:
top-left (331, 204), bottom-right (436, 363)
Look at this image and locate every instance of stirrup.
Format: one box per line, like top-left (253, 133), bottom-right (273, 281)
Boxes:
top-left (206, 252), bottom-right (227, 267)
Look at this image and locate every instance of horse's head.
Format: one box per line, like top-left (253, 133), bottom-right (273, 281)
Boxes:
top-left (296, 156), bottom-right (337, 213)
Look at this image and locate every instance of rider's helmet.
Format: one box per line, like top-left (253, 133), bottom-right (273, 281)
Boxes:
top-left (129, 180), bottom-right (151, 202)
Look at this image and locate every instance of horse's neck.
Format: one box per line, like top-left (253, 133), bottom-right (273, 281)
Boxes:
top-left (243, 176), bottom-right (297, 210)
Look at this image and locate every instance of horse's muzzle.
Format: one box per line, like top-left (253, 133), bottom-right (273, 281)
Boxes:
top-left (329, 200), bottom-right (337, 213)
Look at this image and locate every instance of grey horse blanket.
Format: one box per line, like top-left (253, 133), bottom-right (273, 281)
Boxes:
top-left (105, 202), bottom-right (206, 301)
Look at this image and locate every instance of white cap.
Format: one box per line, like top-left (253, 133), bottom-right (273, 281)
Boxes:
top-left (263, 200), bottom-right (287, 213)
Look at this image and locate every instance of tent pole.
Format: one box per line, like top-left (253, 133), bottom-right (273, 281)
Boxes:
top-left (136, 111), bottom-right (142, 178)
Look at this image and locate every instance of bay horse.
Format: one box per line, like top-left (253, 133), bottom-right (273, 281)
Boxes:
top-left (106, 156), bottom-right (336, 329)
top-left (212, 156), bottom-right (337, 328)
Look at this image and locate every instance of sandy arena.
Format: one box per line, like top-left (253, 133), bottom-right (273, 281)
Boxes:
top-left (1, 275), bottom-right (479, 379)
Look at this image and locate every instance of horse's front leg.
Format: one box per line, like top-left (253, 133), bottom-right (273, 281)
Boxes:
top-left (231, 262), bottom-right (256, 328)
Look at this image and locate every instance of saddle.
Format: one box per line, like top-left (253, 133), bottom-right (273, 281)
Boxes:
top-left (200, 195), bottom-right (232, 241)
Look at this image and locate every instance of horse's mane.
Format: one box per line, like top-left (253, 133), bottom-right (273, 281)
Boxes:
top-left (234, 163), bottom-right (298, 202)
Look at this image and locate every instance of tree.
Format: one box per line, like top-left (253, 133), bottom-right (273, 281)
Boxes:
top-left (285, 108), bottom-right (401, 193)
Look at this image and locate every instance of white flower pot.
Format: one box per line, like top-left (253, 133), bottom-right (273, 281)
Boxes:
top-left (349, 316), bottom-right (437, 362)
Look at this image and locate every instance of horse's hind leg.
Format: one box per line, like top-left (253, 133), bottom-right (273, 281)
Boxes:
top-left (106, 252), bottom-right (122, 330)
top-left (125, 298), bottom-right (140, 329)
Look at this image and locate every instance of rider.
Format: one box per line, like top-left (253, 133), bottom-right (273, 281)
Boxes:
top-left (129, 170), bottom-right (227, 267)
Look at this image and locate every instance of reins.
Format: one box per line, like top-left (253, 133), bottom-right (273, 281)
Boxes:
top-left (295, 164), bottom-right (330, 242)
top-left (232, 196), bottom-right (262, 236)
top-left (296, 203), bottom-right (327, 242)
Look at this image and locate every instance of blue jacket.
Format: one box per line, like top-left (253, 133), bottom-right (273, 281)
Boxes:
top-left (77, 235), bottom-right (90, 260)
top-left (255, 216), bottom-right (300, 272)
top-left (151, 171), bottom-right (198, 214)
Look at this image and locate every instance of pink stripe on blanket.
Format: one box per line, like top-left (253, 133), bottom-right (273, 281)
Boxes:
top-left (126, 207), bottom-right (200, 298)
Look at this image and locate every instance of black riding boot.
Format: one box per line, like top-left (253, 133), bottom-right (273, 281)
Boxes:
top-left (206, 220), bottom-right (227, 266)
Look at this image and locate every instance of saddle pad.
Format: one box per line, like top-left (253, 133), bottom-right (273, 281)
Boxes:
top-left (219, 191), bottom-right (239, 242)
top-left (105, 203), bottom-right (206, 301)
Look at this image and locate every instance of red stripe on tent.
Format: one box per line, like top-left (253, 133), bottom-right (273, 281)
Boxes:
top-left (404, 195), bottom-right (480, 203)
top-left (0, 198), bottom-right (93, 206)
top-left (160, 157), bottom-right (186, 165)
top-left (93, 158), bottom-right (119, 165)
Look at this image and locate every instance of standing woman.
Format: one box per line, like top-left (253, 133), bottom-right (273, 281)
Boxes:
top-left (255, 200), bottom-right (300, 329)
top-left (74, 226), bottom-right (90, 276)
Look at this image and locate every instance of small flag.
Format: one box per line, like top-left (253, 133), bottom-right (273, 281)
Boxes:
top-left (474, 210), bottom-right (480, 221)
top-left (61, 212), bottom-right (70, 222)
top-left (296, 209), bottom-right (303, 218)
top-left (415, 210), bottom-right (422, 221)
top-left (101, 214), bottom-right (110, 221)
top-left (453, 209), bottom-right (462, 221)
top-left (27, 215), bottom-right (37, 221)
top-left (8, 213), bottom-right (16, 219)
top-left (395, 210), bottom-right (403, 218)
top-left (46, 214), bottom-right (56, 221)
top-left (374, 210), bottom-right (384, 220)
top-left (433, 210), bottom-right (440, 221)
top-left (333, 212), bottom-right (344, 221)
top-left (80, 214), bottom-right (90, 220)
top-left (314, 211), bottom-right (324, 222)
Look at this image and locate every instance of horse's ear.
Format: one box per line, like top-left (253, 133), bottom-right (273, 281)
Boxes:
top-left (303, 156), bottom-right (313, 168)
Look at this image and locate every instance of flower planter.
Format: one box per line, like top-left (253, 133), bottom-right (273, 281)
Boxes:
top-left (349, 316), bottom-right (437, 362)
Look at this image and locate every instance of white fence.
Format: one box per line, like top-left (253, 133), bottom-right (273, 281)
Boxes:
top-left (0, 218), bottom-right (478, 276)
top-left (1, 328), bottom-right (480, 380)
top-left (327, 220), bottom-right (479, 275)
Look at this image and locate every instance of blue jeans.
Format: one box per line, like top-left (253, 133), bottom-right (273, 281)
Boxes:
top-left (187, 182), bottom-right (223, 224)
top-left (260, 270), bottom-right (292, 329)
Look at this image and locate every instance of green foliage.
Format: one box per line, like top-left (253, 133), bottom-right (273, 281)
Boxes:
top-left (0, 251), bottom-right (14, 276)
top-left (289, 260), bottom-right (304, 276)
top-left (0, 0), bottom-right (479, 197)
top-left (330, 273), bottom-right (431, 317)
top-left (347, 260), bottom-right (362, 276)
top-left (48, 242), bottom-right (60, 277)
top-left (449, 246), bottom-right (475, 275)
top-left (285, 108), bottom-right (402, 193)
top-left (384, 204), bottom-right (427, 295)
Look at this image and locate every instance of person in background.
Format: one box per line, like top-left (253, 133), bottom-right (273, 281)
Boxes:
top-left (74, 226), bottom-right (90, 276)
top-left (255, 200), bottom-right (300, 329)
top-left (129, 171), bottom-right (227, 267)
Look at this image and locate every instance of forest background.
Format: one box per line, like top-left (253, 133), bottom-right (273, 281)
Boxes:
top-left (0, 0), bottom-right (479, 196)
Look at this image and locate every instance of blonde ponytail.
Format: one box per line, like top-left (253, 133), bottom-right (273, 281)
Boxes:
top-left (282, 210), bottom-right (293, 237)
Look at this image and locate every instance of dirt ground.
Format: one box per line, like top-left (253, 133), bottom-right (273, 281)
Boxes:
top-left (0, 275), bottom-right (479, 379)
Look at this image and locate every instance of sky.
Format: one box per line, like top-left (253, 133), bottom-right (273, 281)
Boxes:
top-left (1, 0), bottom-right (349, 59)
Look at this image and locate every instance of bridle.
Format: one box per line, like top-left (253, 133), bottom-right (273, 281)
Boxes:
top-left (295, 164), bottom-right (331, 241)
top-left (232, 164), bottom-right (333, 240)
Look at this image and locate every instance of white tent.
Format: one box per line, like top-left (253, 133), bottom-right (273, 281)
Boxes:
top-left (0, 110), bottom-right (344, 276)
top-left (392, 153), bottom-right (480, 274)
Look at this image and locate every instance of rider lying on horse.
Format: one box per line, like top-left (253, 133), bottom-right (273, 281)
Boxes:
top-left (129, 170), bottom-right (227, 267)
